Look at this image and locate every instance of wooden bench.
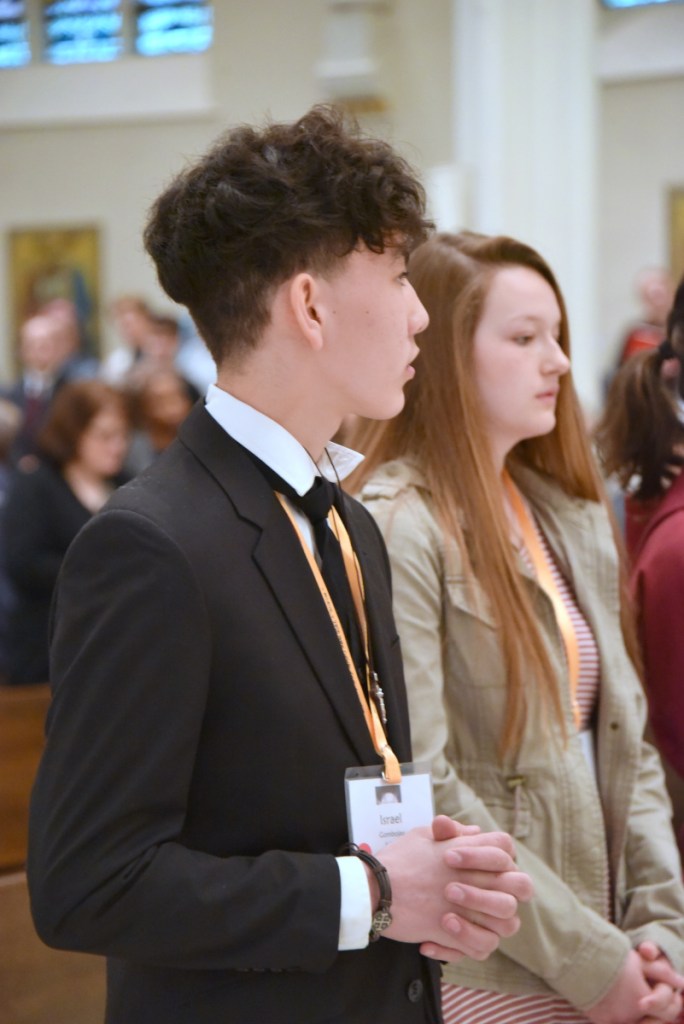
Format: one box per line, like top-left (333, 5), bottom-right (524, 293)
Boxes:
top-left (0, 872), bottom-right (105, 1024)
top-left (0, 686), bottom-right (106, 1021)
top-left (0, 683), bottom-right (51, 872)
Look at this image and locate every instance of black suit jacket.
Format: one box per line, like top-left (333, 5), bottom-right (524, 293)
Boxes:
top-left (28, 404), bottom-right (442, 1024)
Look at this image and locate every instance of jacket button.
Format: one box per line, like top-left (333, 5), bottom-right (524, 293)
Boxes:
top-left (406, 979), bottom-right (423, 1003)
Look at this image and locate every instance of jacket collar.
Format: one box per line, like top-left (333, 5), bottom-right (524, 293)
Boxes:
top-left (179, 403), bottom-right (380, 766)
top-left (361, 453), bottom-right (614, 600)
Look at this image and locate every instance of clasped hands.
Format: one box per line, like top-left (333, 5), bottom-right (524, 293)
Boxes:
top-left (370, 816), bottom-right (684, 1022)
top-left (377, 814), bottom-right (534, 963)
top-left (586, 942), bottom-right (684, 1024)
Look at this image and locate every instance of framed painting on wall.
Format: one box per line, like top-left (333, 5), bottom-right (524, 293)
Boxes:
top-left (670, 189), bottom-right (684, 288)
top-left (8, 225), bottom-right (101, 364)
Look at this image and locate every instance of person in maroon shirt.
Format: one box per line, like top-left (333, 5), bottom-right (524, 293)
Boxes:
top-left (597, 273), bottom-right (684, 865)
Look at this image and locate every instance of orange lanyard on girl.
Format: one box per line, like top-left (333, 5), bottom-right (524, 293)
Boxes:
top-left (503, 471), bottom-right (581, 730)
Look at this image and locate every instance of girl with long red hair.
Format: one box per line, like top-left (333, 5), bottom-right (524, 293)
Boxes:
top-left (351, 231), bottom-right (684, 1024)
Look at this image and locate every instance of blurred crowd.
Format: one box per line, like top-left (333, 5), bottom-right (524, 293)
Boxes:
top-left (0, 294), bottom-right (215, 685)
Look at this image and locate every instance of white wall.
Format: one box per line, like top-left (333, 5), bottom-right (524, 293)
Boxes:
top-left (598, 75), bottom-right (684, 367)
top-left (452, 0), bottom-right (601, 413)
top-left (0, 0), bottom-right (452, 379)
top-left (446, 0), bottom-right (684, 413)
top-left (597, 4), bottom-right (684, 372)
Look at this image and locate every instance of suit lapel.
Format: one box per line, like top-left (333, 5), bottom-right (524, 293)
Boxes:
top-left (179, 405), bottom-right (377, 766)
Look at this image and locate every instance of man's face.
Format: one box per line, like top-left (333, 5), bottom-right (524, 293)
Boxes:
top-left (315, 245), bottom-right (428, 423)
top-left (20, 317), bottom-right (58, 374)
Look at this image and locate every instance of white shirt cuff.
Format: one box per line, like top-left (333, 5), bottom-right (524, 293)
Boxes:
top-left (336, 855), bottom-right (371, 950)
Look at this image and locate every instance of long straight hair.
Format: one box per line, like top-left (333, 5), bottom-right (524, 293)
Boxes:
top-left (350, 231), bottom-right (640, 756)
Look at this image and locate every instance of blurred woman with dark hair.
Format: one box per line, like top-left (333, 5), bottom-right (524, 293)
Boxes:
top-left (3, 379), bottom-right (130, 685)
top-left (596, 273), bottom-right (684, 863)
top-left (123, 365), bottom-right (195, 476)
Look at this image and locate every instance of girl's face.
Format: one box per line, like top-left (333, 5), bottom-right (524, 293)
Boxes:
top-left (472, 265), bottom-right (570, 469)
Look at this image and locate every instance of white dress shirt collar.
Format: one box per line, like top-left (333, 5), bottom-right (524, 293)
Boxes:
top-left (205, 383), bottom-right (363, 495)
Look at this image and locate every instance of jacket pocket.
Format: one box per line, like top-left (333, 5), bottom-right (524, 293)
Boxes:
top-left (445, 575), bottom-right (497, 630)
top-left (443, 576), bottom-right (507, 692)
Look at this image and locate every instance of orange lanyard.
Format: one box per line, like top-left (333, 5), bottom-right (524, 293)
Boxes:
top-left (502, 472), bottom-right (581, 729)
top-left (275, 493), bottom-right (401, 783)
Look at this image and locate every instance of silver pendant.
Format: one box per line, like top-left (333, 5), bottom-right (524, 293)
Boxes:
top-left (371, 672), bottom-right (387, 726)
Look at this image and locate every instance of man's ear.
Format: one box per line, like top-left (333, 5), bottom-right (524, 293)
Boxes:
top-left (288, 272), bottom-right (325, 351)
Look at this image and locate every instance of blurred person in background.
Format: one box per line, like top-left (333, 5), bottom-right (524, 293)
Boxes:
top-left (602, 266), bottom-right (678, 531)
top-left (101, 295), bottom-right (154, 384)
top-left (141, 313), bottom-right (181, 368)
top-left (103, 295), bottom-right (214, 394)
top-left (2, 313), bottom-right (61, 464)
top-left (3, 380), bottom-right (130, 685)
top-left (42, 296), bottom-right (100, 386)
top-left (136, 313), bottom-right (200, 399)
top-left (124, 365), bottom-right (195, 476)
top-left (175, 310), bottom-right (216, 393)
top-left (616, 266), bottom-right (675, 366)
top-left (352, 231), bottom-right (684, 1024)
top-left (139, 314), bottom-right (198, 388)
top-left (596, 273), bottom-right (684, 866)
top-left (0, 399), bottom-right (22, 678)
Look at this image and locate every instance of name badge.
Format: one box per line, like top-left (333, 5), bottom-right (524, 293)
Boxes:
top-left (344, 763), bottom-right (434, 853)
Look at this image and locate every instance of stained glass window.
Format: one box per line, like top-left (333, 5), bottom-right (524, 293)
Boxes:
top-left (0, 0), bottom-right (30, 67)
top-left (600, 0), bottom-right (684, 7)
top-left (33, 0), bottom-right (212, 66)
top-left (43, 0), bottom-right (123, 65)
top-left (134, 1), bottom-right (211, 56)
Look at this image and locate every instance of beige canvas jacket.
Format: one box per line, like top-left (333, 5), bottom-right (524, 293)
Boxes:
top-left (360, 457), bottom-right (684, 1012)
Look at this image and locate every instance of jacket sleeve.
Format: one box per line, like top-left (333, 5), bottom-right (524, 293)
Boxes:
top-left (27, 508), bottom-right (341, 972)
top-left (364, 488), bottom-right (632, 1012)
top-left (609, 532), bottom-right (684, 970)
top-left (619, 725), bottom-right (684, 969)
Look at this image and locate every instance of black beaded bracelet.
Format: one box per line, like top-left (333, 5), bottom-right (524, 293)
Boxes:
top-left (343, 843), bottom-right (393, 941)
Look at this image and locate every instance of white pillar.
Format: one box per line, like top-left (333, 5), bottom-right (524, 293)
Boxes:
top-left (451, 0), bottom-right (600, 414)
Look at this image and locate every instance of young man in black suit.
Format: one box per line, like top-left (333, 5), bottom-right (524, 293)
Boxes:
top-left (28, 106), bottom-right (532, 1024)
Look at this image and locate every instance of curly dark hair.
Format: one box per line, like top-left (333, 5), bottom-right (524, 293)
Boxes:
top-left (143, 104), bottom-right (432, 366)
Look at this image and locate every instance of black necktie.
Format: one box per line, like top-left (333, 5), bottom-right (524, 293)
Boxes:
top-left (247, 453), bottom-right (365, 676)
